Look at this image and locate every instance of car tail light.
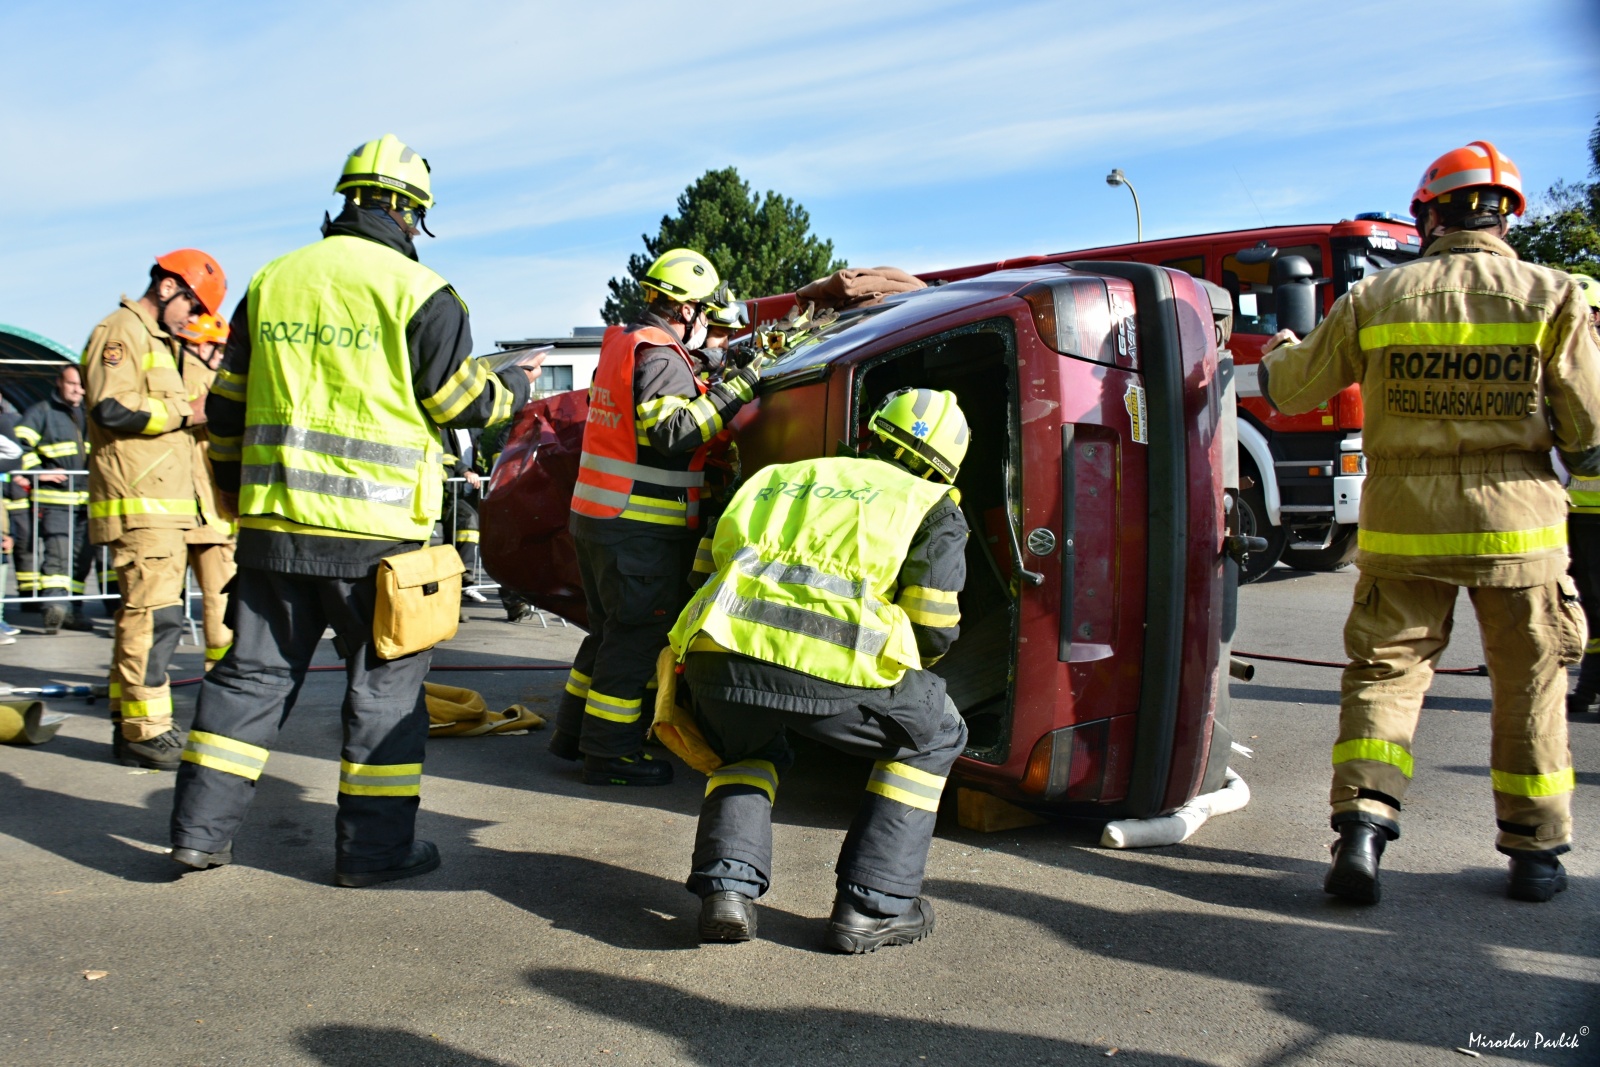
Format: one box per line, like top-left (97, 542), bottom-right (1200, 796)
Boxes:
top-left (1019, 718), bottom-right (1132, 801)
top-left (1019, 283), bottom-right (1060, 352)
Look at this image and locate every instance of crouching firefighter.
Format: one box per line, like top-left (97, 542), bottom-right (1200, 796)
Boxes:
top-left (668, 388), bottom-right (971, 953)
top-left (168, 135), bottom-right (535, 885)
top-left (551, 249), bottom-right (760, 786)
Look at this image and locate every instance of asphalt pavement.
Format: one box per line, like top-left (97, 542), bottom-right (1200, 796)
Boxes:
top-left (0, 567), bottom-right (1595, 1067)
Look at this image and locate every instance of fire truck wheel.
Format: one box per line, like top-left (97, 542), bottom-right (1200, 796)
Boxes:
top-left (1236, 467), bottom-right (1287, 584)
top-left (1288, 524), bottom-right (1358, 572)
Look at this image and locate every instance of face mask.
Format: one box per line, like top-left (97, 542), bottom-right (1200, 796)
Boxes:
top-left (686, 322), bottom-right (708, 351)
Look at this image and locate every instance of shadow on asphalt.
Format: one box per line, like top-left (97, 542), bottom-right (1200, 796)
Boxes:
top-left (925, 873), bottom-right (1594, 1059)
top-left (298, 1025), bottom-right (516, 1066)
top-left (0, 768), bottom-right (183, 884)
top-left (521, 967), bottom-right (1216, 1066)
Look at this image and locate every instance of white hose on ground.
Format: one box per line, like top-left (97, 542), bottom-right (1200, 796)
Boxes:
top-left (1099, 767), bottom-right (1251, 849)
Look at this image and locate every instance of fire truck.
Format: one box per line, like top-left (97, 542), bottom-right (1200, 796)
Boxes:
top-left (748, 217), bottom-right (1422, 581)
top-left (483, 262), bottom-right (1244, 819)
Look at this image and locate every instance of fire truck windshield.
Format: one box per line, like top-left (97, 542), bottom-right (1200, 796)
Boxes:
top-left (1332, 236), bottom-right (1420, 296)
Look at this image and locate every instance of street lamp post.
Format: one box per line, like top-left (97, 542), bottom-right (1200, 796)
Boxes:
top-left (1105, 168), bottom-right (1142, 242)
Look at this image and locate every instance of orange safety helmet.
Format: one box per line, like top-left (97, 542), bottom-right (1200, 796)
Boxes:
top-left (154, 249), bottom-right (227, 315)
top-left (175, 313), bottom-right (230, 346)
top-left (1411, 140), bottom-right (1525, 218)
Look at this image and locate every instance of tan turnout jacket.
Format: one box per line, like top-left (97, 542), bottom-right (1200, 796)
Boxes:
top-left (1262, 230), bottom-right (1600, 587)
top-left (82, 298), bottom-right (201, 544)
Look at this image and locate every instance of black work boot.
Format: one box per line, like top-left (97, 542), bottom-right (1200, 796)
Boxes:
top-left (335, 840), bottom-right (441, 888)
top-left (547, 729), bottom-right (581, 761)
top-left (1568, 653), bottom-right (1600, 716)
top-left (583, 751), bottom-right (673, 786)
top-left (1507, 854), bottom-right (1569, 902)
top-left (1323, 822), bottom-right (1387, 904)
top-left (40, 603), bottom-right (65, 634)
top-left (699, 891), bottom-right (758, 942)
top-left (825, 896), bottom-right (936, 954)
top-left (172, 842), bottom-right (233, 870)
top-left (62, 612), bottom-right (95, 633)
top-left (113, 727), bottom-right (184, 771)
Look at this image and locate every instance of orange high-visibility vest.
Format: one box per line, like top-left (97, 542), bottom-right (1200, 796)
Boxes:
top-left (570, 324), bottom-right (714, 530)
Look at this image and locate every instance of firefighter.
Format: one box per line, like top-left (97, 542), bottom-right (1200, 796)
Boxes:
top-left (175, 313), bottom-right (238, 669)
top-left (440, 427), bottom-right (485, 600)
top-left (669, 387), bottom-right (969, 951)
top-left (552, 249), bottom-right (760, 785)
top-left (84, 249), bottom-right (226, 769)
top-left (14, 364), bottom-right (94, 633)
top-left (695, 287), bottom-right (747, 379)
top-left (1259, 141), bottom-right (1600, 904)
top-left (1564, 272), bottom-right (1600, 715)
top-left (168, 135), bottom-right (536, 886)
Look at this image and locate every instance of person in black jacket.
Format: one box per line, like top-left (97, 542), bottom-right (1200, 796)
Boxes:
top-left (14, 364), bottom-right (94, 633)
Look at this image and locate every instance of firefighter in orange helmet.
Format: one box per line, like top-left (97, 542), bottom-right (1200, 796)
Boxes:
top-left (173, 313), bottom-right (237, 671)
top-left (1259, 142), bottom-right (1600, 904)
top-left (83, 250), bottom-right (227, 769)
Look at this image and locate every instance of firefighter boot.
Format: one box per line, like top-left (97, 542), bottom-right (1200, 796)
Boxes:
top-left (334, 840), bottom-right (441, 888)
top-left (1507, 855), bottom-right (1569, 903)
top-left (583, 751), bottom-right (673, 786)
top-left (112, 725), bottom-right (184, 771)
top-left (825, 897), bottom-right (936, 954)
top-left (699, 891), bottom-right (758, 943)
top-left (41, 603), bottom-right (66, 634)
top-left (172, 842), bottom-right (233, 870)
top-left (1323, 822), bottom-right (1387, 904)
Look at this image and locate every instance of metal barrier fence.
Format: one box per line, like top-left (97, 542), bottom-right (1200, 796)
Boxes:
top-left (1, 471), bottom-right (565, 631)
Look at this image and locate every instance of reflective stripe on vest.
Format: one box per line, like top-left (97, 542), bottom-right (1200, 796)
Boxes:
top-left (1570, 474), bottom-right (1600, 515)
top-left (669, 456), bottom-right (953, 689)
top-left (1357, 523), bottom-right (1566, 557)
top-left (570, 323), bottom-right (712, 528)
top-left (241, 235), bottom-right (446, 541)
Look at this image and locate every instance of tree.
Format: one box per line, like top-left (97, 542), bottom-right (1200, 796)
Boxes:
top-left (602, 168), bottom-right (847, 324)
top-left (1506, 113), bottom-right (1600, 279)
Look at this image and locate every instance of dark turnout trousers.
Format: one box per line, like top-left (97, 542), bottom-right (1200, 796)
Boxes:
top-left (685, 659), bottom-right (968, 916)
top-left (170, 565), bottom-right (432, 873)
top-left (556, 533), bottom-right (693, 758)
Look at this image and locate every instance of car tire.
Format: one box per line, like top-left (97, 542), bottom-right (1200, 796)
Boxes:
top-left (1288, 524), bottom-right (1358, 572)
top-left (1237, 459), bottom-right (1287, 584)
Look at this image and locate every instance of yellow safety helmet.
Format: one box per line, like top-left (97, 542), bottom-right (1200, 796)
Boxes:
top-left (705, 286), bottom-right (747, 330)
top-left (1571, 272), bottom-right (1600, 312)
top-left (641, 248), bottom-right (720, 304)
top-left (869, 387), bottom-right (970, 484)
top-left (336, 134), bottom-right (434, 209)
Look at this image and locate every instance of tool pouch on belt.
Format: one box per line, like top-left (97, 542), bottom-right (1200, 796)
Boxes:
top-left (650, 646), bottom-right (723, 774)
top-left (373, 545), bottom-right (464, 659)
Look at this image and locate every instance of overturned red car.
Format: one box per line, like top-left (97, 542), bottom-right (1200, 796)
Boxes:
top-left (483, 263), bottom-right (1238, 820)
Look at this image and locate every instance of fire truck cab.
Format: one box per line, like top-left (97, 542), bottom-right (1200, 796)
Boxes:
top-left (484, 261), bottom-right (1238, 819)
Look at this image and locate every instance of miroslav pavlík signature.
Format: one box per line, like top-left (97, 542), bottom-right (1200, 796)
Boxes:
top-left (1466, 1027), bottom-right (1588, 1052)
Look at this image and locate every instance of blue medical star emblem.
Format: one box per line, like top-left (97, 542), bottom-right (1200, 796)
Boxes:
top-left (911, 419), bottom-right (931, 438)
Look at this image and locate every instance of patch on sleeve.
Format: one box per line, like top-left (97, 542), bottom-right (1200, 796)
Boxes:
top-left (102, 341), bottom-right (125, 367)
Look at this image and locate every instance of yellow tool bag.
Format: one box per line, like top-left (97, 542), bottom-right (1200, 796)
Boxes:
top-left (650, 646), bottom-right (723, 774)
top-left (424, 682), bottom-right (545, 737)
top-left (373, 545), bottom-right (465, 660)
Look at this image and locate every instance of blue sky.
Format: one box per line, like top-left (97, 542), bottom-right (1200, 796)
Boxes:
top-left (2, 0), bottom-right (1596, 352)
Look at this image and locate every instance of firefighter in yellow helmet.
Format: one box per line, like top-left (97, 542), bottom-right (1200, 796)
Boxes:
top-left (1564, 271), bottom-right (1600, 716)
top-left (1259, 141), bottom-right (1600, 904)
top-left (168, 135), bottom-right (539, 885)
top-left (173, 313), bottom-right (237, 670)
top-left (670, 387), bottom-right (971, 952)
top-left (553, 250), bottom-right (762, 785)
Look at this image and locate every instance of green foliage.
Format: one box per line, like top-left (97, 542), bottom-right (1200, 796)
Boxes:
top-left (1506, 113), bottom-right (1600, 278)
top-left (602, 168), bottom-right (846, 325)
